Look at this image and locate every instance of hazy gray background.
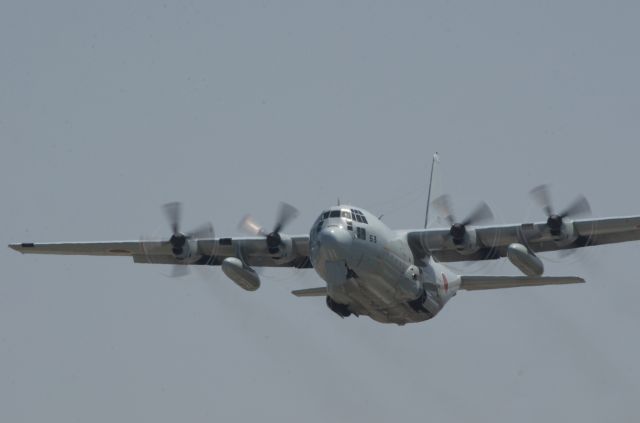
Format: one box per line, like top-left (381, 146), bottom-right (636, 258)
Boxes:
top-left (2, 1), bottom-right (639, 422)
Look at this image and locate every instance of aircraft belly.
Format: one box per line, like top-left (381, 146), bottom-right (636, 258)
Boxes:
top-left (342, 270), bottom-right (434, 325)
top-left (312, 226), bottom-right (441, 324)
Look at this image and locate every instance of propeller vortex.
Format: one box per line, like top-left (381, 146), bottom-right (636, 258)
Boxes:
top-left (529, 185), bottom-right (591, 236)
top-left (238, 202), bottom-right (299, 254)
top-left (160, 201), bottom-right (215, 277)
top-left (433, 194), bottom-right (494, 245)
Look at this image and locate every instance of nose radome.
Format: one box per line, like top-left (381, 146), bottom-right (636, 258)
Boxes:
top-left (318, 225), bottom-right (352, 258)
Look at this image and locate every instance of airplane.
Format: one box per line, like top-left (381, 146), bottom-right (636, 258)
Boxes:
top-left (9, 165), bottom-right (640, 325)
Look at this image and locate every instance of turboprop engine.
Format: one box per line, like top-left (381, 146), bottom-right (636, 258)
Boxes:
top-left (266, 232), bottom-right (294, 260)
top-left (432, 194), bottom-right (494, 254)
top-left (530, 184), bottom-right (591, 241)
top-left (239, 202), bottom-right (299, 262)
top-left (156, 202), bottom-right (215, 278)
top-left (168, 234), bottom-right (196, 261)
top-left (448, 226), bottom-right (480, 253)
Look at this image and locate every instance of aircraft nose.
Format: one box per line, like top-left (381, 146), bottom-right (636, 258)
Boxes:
top-left (317, 225), bottom-right (352, 260)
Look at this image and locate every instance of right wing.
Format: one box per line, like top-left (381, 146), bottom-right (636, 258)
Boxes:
top-left (9, 235), bottom-right (312, 269)
top-left (407, 215), bottom-right (640, 262)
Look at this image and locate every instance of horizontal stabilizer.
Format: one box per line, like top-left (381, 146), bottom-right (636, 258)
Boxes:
top-left (292, 287), bottom-right (327, 297)
top-left (460, 275), bottom-right (584, 291)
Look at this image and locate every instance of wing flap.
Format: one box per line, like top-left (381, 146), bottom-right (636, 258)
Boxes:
top-left (460, 275), bottom-right (584, 291)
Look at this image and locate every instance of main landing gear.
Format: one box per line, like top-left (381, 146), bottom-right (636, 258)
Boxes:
top-left (407, 290), bottom-right (433, 317)
top-left (326, 296), bottom-right (351, 318)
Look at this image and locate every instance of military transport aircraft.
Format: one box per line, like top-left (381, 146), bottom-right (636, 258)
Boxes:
top-left (9, 181), bottom-right (640, 325)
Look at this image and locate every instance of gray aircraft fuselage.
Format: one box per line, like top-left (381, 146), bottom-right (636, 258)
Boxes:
top-left (309, 205), bottom-right (457, 325)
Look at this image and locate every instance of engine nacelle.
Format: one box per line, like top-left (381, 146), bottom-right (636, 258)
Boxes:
top-left (554, 220), bottom-right (576, 242)
top-left (452, 228), bottom-right (481, 255)
top-left (221, 257), bottom-right (261, 291)
top-left (171, 238), bottom-right (199, 262)
top-left (271, 234), bottom-right (293, 260)
top-left (507, 243), bottom-right (544, 276)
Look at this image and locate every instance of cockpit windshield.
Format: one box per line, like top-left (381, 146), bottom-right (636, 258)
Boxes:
top-left (318, 208), bottom-right (367, 224)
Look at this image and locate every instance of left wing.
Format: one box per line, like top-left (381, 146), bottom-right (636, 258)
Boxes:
top-left (9, 235), bottom-right (312, 268)
top-left (406, 215), bottom-right (640, 262)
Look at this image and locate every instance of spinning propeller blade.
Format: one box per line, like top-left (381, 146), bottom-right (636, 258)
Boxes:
top-left (186, 222), bottom-right (215, 239)
top-left (274, 202), bottom-right (299, 234)
top-left (163, 202), bottom-right (182, 235)
top-left (560, 195), bottom-right (591, 219)
top-left (239, 202), bottom-right (299, 254)
top-left (432, 194), bottom-right (456, 226)
top-left (151, 202), bottom-right (216, 277)
top-left (529, 185), bottom-right (591, 235)
top-left (432, 195), bottom-right (494, 244)
top-left (461, 201), bottom-right (494, 226)
top-left (530, 184), bottom-right (554, 217)
top-left (238, 215), bottom-right (267, 237)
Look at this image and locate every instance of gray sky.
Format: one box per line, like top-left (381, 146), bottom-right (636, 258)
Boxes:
top-left (2, 1), bottom-right (639, 422)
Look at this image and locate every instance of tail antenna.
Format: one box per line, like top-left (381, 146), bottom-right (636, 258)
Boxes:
top-left (424, 152), bottom-right (440, 228)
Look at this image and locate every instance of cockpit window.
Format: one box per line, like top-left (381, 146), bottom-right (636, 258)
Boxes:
top-left (341, 211), bottom-right (352, 219)
top-left (349, 208), bottom-right (368, 224)
top-left (329, 210), bottom-right (340, 218)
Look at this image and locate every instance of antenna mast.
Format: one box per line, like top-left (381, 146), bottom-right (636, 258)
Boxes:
top-left (424, 152), bottom-right (439, 228)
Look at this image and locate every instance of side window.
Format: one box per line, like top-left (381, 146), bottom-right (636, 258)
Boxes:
top-left (356, 227), bottom-right (366, 240)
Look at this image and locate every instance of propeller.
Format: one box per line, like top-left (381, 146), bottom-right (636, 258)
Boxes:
top-left (432, 194), bottom-right (494, 245)
top-left (239, 202), bottom-right (299, 254)
top-left (529, 185), bottom-right (591, 236)
top-left (164, 201), bottom-right (182, 235)
top-left (161, 201), bottom-right (215, 277)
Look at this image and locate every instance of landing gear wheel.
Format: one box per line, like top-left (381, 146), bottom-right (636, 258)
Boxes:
top-left (408, 290), bottom-right (428, 313)
top-left (326, 296), bottom-right (351, 318)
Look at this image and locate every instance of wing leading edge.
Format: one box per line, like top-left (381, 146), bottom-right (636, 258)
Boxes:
top-left (406, 215), bottom-right (640, 262)
top-left (9, 235), bottom-right (312, 269)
